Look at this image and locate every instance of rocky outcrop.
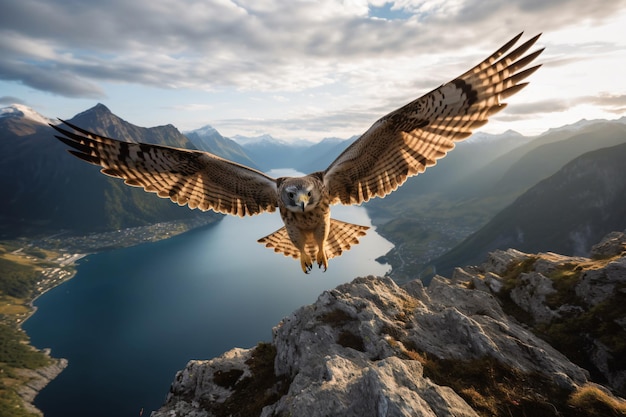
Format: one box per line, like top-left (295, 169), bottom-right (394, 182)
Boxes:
top-left (152, 231), bottom-right (626, 417)
top-left (15, 355), bottom-right (68, 416)
top-left (462, 230), bottom-right (626, 397)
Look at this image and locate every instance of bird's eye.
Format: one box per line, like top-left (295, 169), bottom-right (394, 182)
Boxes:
top-left (307, 191), bottom-right (311, 197)
top-left (288, 192), bottom-right (294, 199)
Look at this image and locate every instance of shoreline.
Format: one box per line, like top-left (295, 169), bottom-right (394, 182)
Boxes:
top-left (15, 357), bottom-right (69, 417)
top-left (11, 217), bottom-right (221, 415)
top-left (22, 255), bottom-right (86, 326)
top-left (12, 258), bottom-right (82, 416)
top-left (13, 252), bottom-right (90, 415)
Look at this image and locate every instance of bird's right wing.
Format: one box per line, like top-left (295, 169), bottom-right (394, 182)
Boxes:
top-left (323, 33), bottom-right (543, 206)
top-left (51, 120), bottom-right (278, 217)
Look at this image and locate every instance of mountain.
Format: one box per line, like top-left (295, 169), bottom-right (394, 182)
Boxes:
top-left (231, 133), bottom-right (313, 148)
top-left (69, 103), bottom-right (197, 149)
top-left (232, 134), bottom-right (311, 171)
top-left (369, 120), bottom-right (626, 219)
top-left (0, 102), bottom-right (352, 238)
top-left (298, 135), bottom-right (359, 173)
top-left (368, 119), bottom-right (626, 281)
top-left (431, 141), bottom-right (626, 276)
top-left (472, 120), bottom-right (626, 201)
top-left (0, 103), bottom-right (221, 237)
top-left (370, 129), bottom-right (532, 206)
top-left (152, 232), bottom-right (626, 416)
top-left (184, 125), bottom-right (259, 169)
top-left (233, 134), bottom-right (354, 173)
top-left (0, 104), bottom-right (55, 126)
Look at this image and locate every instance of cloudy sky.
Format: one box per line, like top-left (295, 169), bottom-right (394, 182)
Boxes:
top-left (2, 0), bottom-right (625, 141)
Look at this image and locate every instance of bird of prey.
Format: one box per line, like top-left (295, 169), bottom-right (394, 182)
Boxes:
top-left (51, 33), bottom-right (543, 274)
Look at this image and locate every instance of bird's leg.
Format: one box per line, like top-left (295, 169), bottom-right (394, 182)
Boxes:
top-left (300, 252), bottom-right (313, 274)
top-left (316, 249), bottom-right (328, 272)
top-left (314, 228), bottom-right (328, 272)
top-left (282, 224), bottom-right (313, 274)
top-left (297, 238), bottom-right (314, 274)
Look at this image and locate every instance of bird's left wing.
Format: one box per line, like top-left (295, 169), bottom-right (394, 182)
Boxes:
top-left (323, 33), bottom-right (543, 205)
top-left (51, 120), bottom-right (278, 216)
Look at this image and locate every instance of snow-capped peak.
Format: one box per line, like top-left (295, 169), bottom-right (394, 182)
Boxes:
top-left (185, 125), bottom-right (218, 138)
top-left (0, 104), bottom-right (55, 125)
top-left (232, 133), bottom-right (284, 146)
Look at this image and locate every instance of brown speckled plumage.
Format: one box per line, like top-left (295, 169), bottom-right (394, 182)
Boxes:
top-left (51, 33), bottom-right (543, 273)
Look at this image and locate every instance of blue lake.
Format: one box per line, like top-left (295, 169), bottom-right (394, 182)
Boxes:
top-left (23, 170), bottom-right (393, 416)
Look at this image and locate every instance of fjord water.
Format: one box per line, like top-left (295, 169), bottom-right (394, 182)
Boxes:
top-left (23, 170), bottom-right (392, 417)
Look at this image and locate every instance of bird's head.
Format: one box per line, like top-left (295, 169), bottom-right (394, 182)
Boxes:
top-left (279, 179), bottom-right (321, 213)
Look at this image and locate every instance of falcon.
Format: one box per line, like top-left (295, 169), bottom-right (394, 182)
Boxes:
top-left (51, 33), bottom-right (543, 273)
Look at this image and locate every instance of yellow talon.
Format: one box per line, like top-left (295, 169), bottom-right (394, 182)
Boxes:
top-left (300, 253), bottom-right (313, 274)
top-left (316, 250), bottom-right (328, 272)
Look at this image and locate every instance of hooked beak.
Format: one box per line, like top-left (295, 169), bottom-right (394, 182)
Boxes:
top-left (297, 193), bottom-right (309, 212)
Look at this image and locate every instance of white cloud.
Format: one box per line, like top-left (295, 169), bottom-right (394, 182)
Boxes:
top-left (0, 96), bottom-right (26, 105)
top-left (1, 0), bottom-right (625, 139)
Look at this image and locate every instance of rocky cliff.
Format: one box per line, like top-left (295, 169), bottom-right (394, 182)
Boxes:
top-left (16, 356), bottom-right (68, 416)
top-left (152, 231), bottom-right (626, 417)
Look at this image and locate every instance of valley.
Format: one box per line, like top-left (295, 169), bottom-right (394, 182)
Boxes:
top-left (1, 102), bottom-right (626, 415)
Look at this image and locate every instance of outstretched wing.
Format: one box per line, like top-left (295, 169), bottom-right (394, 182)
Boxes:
top-left (51, 120), bottom-right (278, 216)
top-left (323, 33), bottom-right (543, 205)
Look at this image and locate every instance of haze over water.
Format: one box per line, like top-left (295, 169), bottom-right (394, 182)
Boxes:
top-left (23, 169), bottom-right (393, 417)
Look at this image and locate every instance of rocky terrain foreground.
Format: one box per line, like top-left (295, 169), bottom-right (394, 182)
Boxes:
top-left (152, 231), bottom-right (626, 417)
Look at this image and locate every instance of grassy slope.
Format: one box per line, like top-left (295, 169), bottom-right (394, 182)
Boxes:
top-left (0, 242), bottom-right (59, 417)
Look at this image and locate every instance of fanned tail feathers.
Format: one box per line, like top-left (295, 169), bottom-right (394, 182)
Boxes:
top-left (258, 219), bottom-right (369, 260)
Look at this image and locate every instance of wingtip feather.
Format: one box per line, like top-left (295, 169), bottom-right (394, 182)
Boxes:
top-left (486, 103), bottom-right (507, 117)
top-left (500, 32), bottom-right (524, 54)
top-left (68, 150), bottom-right (100, 165)
top-left (509, 64), bottom-right (542, 85)
top-left (500, 82), bottom-right (529, 99)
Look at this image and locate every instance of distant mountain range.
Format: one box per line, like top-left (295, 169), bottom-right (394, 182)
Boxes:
top-left (0, 104), bottom-right (220, 237)
top-left (2, 102), bottom-right (625, 284)
top-left (186, 128), bottom-right (355, 173)
top-left (369, 116), bottom-right (626, 281)
top-left (0, 103), bottom-right (355, 238)
top-left (432, 140), bottom-right (626, 276)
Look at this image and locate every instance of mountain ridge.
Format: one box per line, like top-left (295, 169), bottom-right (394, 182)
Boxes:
top-left (0, 103), bottom-right (56, 126)
top-left (0, 104), bottom-right (221, 237)
top-left (185, 125), bottom-right (259, 169)
top-left (4, 102), bottom-right (625, 285)
top-left (371, 118), bottom-right (626, 281)
top-left (431, 141), bottom-right (626, 277)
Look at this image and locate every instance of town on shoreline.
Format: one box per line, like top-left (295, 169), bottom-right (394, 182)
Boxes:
top-left (0, 216), bottom-right (219, 416)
